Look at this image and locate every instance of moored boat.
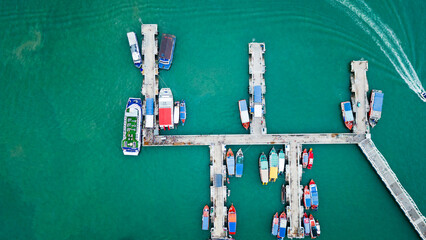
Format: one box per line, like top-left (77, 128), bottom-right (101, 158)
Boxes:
top-left (278, 149), bottom-right (285, 175)
top-left (159, 88), bottom-right (174, 130)
top-left (302, 149), bottom-right (308, 168)
top-left (180, 100), bottom-right (186, 126)
top-left (278, 212), bottom-right (287, 239)
top-left (259, 153), bottom-right (269, 185)
top-left (158, 33), bottom-right (176, 70)
top-left (235, 148), bottom-right (244, 178)
top-left (174, 101), bottom-right (180, 125)
top-left (228, 204), bottom-right (237, 235)
top-left (307, 148), bottom-right (314, 169)
top-left (238, 99), bottom-right (250, 130)
top-left (226, 148), bottom-right (235, 176)
top-left (269, 147), bottom-right (278, 182)
top-left (310, 214), bottom-right (318, 239)
top-left (271, 212), bottom-right (279, 236)
top-left (202, 205), bottom-right (209, 230)
top-left (281, 184), bottom-right (286, 204)
top-left (303, 213), bottom-right (310, 236)
top-left (126, 32), bottom-right (142, 68)
top-left (341, 101), bottom-right (354, 130)
top-left (309, 179), bottom-right (319, 210)
top-left (316, 220), bottom-right (321, 236)
top-left (369, 89), bottom-right (384, 127)
top-left (303, 185), bottom-right (311, 210)
top-left (121, 98), bottom-right (142, 156)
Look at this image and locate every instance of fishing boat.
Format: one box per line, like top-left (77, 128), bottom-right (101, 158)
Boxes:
top-left (158, 33), bottom-right (176, 70)
top-left (278, 149), bottom-right (285, 175)
top-left (303, 213), bottom-right (310, 236)
top-left (369, 89), bottom-right (384, 127)
top-left (278, 212), bottom-right (287, 239)
top-left (303, 186), bottom-right (311, 210)
top-left (228, 204), bottom-right (237, 235)
top-left (180, 100), bottom-right (186, 126)
top-left (226, 148), bottom-right (235, 176)
top-left (307, 148), bottom-right (314, 169)
top-left (316, 220), bottom-right (321, 236)
top-left (121, 98), bottom-right (142, 156)
top-left (421, 91), bottom-right (426, 102)
top-left (202, 205), bottom-right (209, 230)
top-left (174, 101), bottom-right (180, 125)
top-left (238, 100), bottom-right (250, 130)
top-left (302, 149), bottom-right (308, 168)
top-left (271, 212), bottom-right (279, 236)
top-left (309, 179), bottom-right (319, 210)
top-left (235, 149), bottom-right (244, 178)
top-left (126, 32), bottom-right (142, 68)
top-left (281, 184), bottom-right (286, 204)
top-left (341, 101), bottom-right (354, 130)
top-left (159, 88), bottom-right (174, 130)
top-left (269, 147), bottom-right (278, 182)
top-left (259, 153), bottom-right (269, 185)
top-left (310, 214), bottom-right (318, 239)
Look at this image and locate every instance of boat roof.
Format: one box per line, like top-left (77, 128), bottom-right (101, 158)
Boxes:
top-left (254, 85), bottom-right (262, 103)
top-left (373, 92), bottom-right (384, 111)
top-left (146, 98), bottom-right (154, 115)
top-left (159, 34), bottom-right (175, 59)
top-left (159, 108), bottom-right (172, 125)
top-left (261, 160), bottom-right (268, 169)
top-left (239, 100), bottom-right (248, 111)
top-left (343, 102), bottom-right (352, 111)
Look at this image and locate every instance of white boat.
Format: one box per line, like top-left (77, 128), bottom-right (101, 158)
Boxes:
top-left (159, 88), bottom-right (174, 130)
top-left (278, 149), bottom-right (285, 175)
top-left (126, 32), bottom-right (142, 68)
top-left (121, 98), bottom-right (142, 156)
top-left (174, 101), bottom-right (180, 125)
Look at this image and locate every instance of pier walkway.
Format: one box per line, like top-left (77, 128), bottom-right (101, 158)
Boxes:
top-left (286, 143), bottom-right (304, 238)
top-left (359, 138), bottom-right (426, 239)
top-left (141, 24), bottom-right (159, 142)
top-left (248, 43), bottom-right (267, 135)
top-left (210, 144), bottom-right (228, 239)
top-left (351, 61), bottom-right (370, 134)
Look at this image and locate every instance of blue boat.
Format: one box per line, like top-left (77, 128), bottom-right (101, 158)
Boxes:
top-left (235, 149), bottom-right (244, 177)
top-left (271, 213), bottom-right (279, 236)
top-left (278, 212), bottom-right (287, 239)
top-left (158, 34), bottom-right (176, 70)
top-left (303, 213), bottom-right (310, 236)
top-left (309, 179), bottom-right (319, 210)
top-left (226, 148), bottom-right (235, 176)
top-left (179, 100), bottom-right (186, 126)
top-left (369, 89), bottom-right (384, 127)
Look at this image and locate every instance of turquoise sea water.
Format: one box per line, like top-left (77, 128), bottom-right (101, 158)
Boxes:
top-left (0, 0), bottom-right (425, 239)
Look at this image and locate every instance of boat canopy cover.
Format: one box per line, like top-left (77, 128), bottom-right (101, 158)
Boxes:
top-left (179, 104), bottom-right (186, 119)
top-left (239, 100), bottom-right (248, 111)
top-left (343, 102), bottom-right (352, 111)
top-left (254, 85), bottom-right (262, 103)
top-left (159, 34), bottom-right (175, 59)
top-left (202, 216), bottom-right (209, 230)
top-left (236, 163), bottom-right (243, 176)
top-left (227, 156), bottom-right (235, 175)
top-left (261, 160), bottom-right (268, 170)
top-left (344, 102), bottom-right (354, 121)
top-left (159, 108), bottom-right (172, 125)
top-left (146, 98), bottom-right (154, 115)
top-left (372, 92), bottom-right (384, 111)
top-left (214, 174), bottom-right (222, 187)
top-left (229, 222), bottom-right (236, 232)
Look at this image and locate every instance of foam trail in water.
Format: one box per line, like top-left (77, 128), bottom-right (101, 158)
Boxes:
top-left (329, 0), bottom-right (425, 101)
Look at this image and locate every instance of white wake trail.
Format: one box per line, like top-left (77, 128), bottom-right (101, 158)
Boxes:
top-left (330, 0), bottom-right (425, 101)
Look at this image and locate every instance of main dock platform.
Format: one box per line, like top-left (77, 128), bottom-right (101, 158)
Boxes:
top-left (136, 26), bottom-right (425, 239)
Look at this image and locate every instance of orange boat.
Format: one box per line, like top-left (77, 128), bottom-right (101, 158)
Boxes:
top-left (228, 204), bottom-right (237, 235)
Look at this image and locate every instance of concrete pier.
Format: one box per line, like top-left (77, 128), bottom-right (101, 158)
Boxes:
top-left (351, 60), bottom-right (370, 134)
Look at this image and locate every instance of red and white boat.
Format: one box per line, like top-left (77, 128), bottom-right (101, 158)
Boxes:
top-left (303, 186), bottom-right (311, 210)
top-left (238, 100), bottom-right (250, 130)
top-left (302, 149), bottom-right (308, 168)
top-left (228, 204), bottom-right (237, 235)
top-left (307, 148), bottom-right (314, 169)
top-left (303, 213), bottom-right (310, 236)
top-left (202, 205), bottom-right (209, 230)
top-left (310, 214), bottom-right (318, 239)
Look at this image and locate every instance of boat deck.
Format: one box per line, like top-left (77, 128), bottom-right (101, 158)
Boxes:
top-left (141, 24), bottom-right (159, 142)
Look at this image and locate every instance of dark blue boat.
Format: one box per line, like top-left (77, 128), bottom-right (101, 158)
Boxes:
top-left (159, 34), bottom-right (176, 70)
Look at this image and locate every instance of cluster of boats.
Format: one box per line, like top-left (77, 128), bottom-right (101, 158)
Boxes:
top-left (340, 89), bottom-right (384, 130)
top-left (202, 204), bottom-right (237, 236)
top-left (226, 148), bottom-right (244, 177)
top-left (271, 212), bottom-right (287, 239)
top-left (303, 179), bottom-right (319, 211)
top-left (259, 146), bottom-right (287, 185)
top-left (303, 213), bottom-right (321, 238)
top-left (301, 148), bottom-right (314, 169)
